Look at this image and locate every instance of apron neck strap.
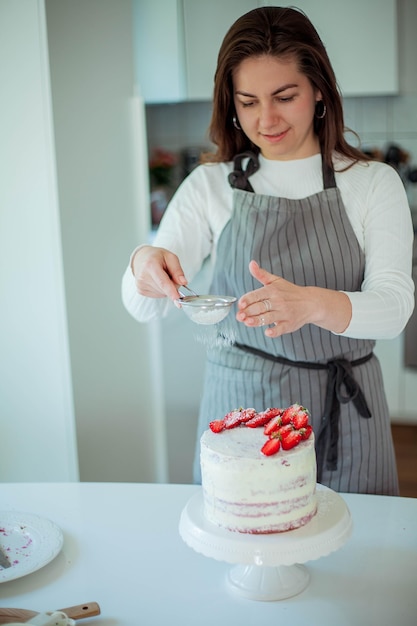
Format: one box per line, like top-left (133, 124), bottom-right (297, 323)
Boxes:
top-left (228, 151), bottom-right (260, 191)
top-left (322, 154), bottom-right (336, 189)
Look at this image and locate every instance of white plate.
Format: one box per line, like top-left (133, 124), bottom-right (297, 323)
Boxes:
top-left (0, 511), bottom-right (63, 583)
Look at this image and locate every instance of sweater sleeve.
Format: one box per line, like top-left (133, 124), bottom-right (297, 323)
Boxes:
top-left (121, 164), bottom-right (230, 323)
top-left (337, 163), bottom-right (415, 339)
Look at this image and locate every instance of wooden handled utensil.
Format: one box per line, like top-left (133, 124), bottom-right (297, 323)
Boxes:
top-left (0, 602), bottom-right (100, 624)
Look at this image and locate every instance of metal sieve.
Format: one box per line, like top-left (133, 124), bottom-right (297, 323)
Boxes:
top-left (177, 287), bottom-right (237, 325)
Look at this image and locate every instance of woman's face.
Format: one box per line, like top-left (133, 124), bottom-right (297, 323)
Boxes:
top-left (233, 54), bottom-right (321, 160)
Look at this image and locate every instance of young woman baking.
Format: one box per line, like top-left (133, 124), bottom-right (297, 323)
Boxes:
top-left (122, 6), bottom-right (414, 493)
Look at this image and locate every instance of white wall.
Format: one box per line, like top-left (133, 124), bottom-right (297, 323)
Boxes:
top-left (0, 0), bottom-right (78, 481)
top-left (1, 0), bottom-right (168, 483)
top-left (45, 0), bottom-right (167, 482)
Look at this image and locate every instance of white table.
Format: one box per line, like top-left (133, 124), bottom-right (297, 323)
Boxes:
top-left (0, 483), bottom-right (416, 626)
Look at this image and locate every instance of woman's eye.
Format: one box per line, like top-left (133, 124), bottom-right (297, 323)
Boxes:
top-left (240, 101), bottom-right (254, 107)
top-left (277, 95), bottom-right (294, 103)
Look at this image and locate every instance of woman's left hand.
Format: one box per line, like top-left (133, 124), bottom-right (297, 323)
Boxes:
top-left (236, 260), bottom-right (352, 337)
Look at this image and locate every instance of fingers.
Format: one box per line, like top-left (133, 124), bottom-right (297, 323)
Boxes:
top-left (248, 259), bottom-right (275, 286)
top-left (237, 260), bottom-right (280, 325)
top-left (264, 320), bottom-right (281, 338)
top-left (237, 260), bottom-right (304, 336)
top-left (132, 246), bottom-right (188, 300)
top-left (239, 308), bottom-right (276, 329)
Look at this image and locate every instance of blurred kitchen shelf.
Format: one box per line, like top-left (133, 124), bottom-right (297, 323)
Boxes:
top-left (391, 424), bottom-right (417, 498)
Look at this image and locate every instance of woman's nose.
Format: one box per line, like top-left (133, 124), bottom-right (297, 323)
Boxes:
top-left (259, 104), bottom-right (278, 128)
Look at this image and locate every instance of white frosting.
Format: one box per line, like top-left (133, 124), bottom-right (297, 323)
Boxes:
top-left (200, 427), bottom-right (317, 534)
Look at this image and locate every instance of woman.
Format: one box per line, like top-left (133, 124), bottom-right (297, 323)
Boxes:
top-left (122, 6), bottom-right (414, 494)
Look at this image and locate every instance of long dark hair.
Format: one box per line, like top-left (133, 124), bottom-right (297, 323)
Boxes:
top-left (203, 6), bottom-right (368, 169)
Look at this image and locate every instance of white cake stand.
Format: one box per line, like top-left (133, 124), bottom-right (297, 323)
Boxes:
top-left (179, 484), bottom-right (352, 602)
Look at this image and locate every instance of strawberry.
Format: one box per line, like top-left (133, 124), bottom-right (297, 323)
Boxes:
top-left (275, 423), bottom-right (294, 438)
top-left (223, 408), bottom-right (246, 429)
top-left (280, 429), bottom-right (302, 450)
top-left (292, 409), bottom-right (310, 430)
top-left (263, 410), bottom-right (285, 436)
top-left (280, 403), bottom-right (300, 424)
top-left (280, 411), bottom-right (294, 426)
top-left (299, 424), bottom-right (313, 440)
top-left (263, 416), bottom-right (281, 435)
top-left (247, 407), bottom-right (282, 428)
top-left (209, 419), bottom-right (224, 433)
top-left (263, 407), bottom-right (284, 420)
top-left (246, 412), bottom-right (273, 428)
top-left (239, 407), bottom-right (257, 423)
top-left (261, 437), bottom-right (281, 456)
top-left (281, 403), bottom-right (309, 428)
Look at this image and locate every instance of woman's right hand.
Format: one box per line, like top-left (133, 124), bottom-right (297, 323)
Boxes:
top-left (131, 245), bottom-right (188, 301)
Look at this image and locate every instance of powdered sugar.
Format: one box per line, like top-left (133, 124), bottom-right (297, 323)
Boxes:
top-left (186, 307), bottom-right (230, 325)
top-left (178, 294), bottom-right (237, 325)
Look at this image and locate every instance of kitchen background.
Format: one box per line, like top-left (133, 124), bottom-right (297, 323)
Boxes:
top-left (1, 0), bottom-right (416, 485)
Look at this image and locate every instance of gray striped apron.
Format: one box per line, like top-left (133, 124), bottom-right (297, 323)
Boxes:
top-left (193, 152), bottom-right (399, 496)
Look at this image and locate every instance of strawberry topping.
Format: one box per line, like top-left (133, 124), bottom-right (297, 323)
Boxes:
top-left (209, 403), bottom-right (313, 457)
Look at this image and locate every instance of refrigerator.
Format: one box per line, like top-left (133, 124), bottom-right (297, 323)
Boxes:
top-left (1, 0), bottom-right (167, 482)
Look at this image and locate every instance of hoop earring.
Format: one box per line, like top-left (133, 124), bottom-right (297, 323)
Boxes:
top-left (232, 115), bottom-right (241, 130)
top-left (315, 101), bottom-right (327, 119)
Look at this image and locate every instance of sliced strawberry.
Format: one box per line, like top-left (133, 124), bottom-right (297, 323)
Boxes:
top-left (223, 408), bottom-right (246, 429)
top-left (292, 413), bottom-right (308, 430)
top-left (261, 438), bottom-right (281, 456)
top-left (275, 423), bottom-right (294, 438)
top-left (263, 409), bottom-right (286, 434)
top-left (299, 424), bottom-right (313, 440)
top-left (292, 409), bottom-right (310, 429)
top-left (263, 416), bottom-right (281, 436)
top-left (280, 412), bottom-right (294, 426)
top-left (209, 419), bottom-right (224, 433)
top-left (281, 403), bottom-right (309, 427)
top-left (246, 412), bottom-right (273, 428)
top-left (246, 407), bottom-right (280, 428)
top-left (281, 429), bottom-right (302, 450)
top-left (238, 407), bottom-right (257, 423)
top-left (263, 407), bottom-right (284, 420)
top-left (280, 403), bottom-right (300, 424)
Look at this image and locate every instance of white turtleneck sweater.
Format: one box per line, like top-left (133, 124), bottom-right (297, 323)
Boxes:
top-left (122, 153), bottom-right (414, 339)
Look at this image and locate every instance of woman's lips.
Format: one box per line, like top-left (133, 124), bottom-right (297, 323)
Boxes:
top-left (261, 129), bottom-right (289, 142)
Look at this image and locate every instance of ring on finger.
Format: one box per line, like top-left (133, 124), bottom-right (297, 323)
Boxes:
top-left (260, 317), bottom-right (266, 326)
top-left (263, 299), bottom-right (271, 312)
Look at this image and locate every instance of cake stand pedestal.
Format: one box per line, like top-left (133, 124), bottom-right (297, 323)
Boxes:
top-left (179, 484), bottom-right (352, 602)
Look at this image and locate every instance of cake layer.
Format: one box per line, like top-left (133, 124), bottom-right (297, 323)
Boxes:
top-left (200, 426), bottom-right (317, 534)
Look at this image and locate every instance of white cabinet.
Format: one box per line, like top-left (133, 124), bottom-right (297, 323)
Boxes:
top-left (134, 0), bottom-right (398, 103)
top-left (265, 0), bottom-right (398, 96)
top-left (133, 0), bottom-right (253, 103)
top-left (132, 0), bottom-right (185, 103)
top-left (182, 0), bottom-right (254, 101)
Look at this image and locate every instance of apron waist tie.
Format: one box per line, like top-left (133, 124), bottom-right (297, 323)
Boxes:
top-left (233, 342), bottom-right (373, 482)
